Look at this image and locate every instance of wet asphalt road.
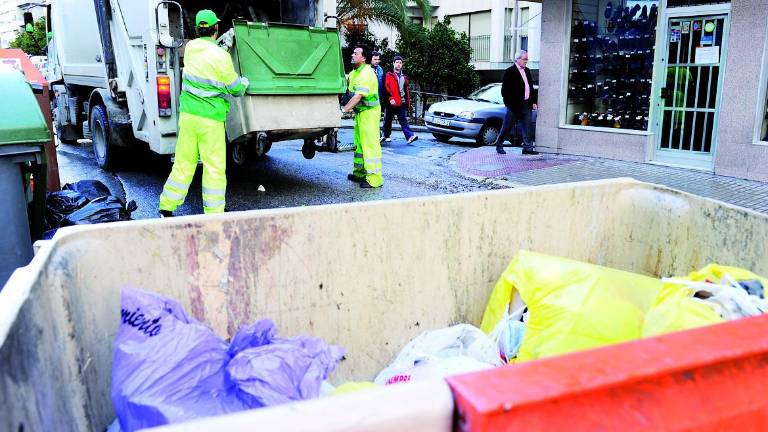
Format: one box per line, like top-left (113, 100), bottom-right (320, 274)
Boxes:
top-left (56, 129), bottom-right (501, 220)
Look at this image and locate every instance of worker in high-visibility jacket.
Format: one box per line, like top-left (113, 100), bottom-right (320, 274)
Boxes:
top-left (158, 9), bottom-right (249, 216)
top-left (342, 45), bottom-right (383, 188)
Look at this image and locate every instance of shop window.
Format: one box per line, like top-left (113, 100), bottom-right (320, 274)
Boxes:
top-left (566, 1), bottom-right (660, 130)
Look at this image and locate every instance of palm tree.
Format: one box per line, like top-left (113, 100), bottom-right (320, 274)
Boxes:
top-left (337, 0), bottom-right (433, 35)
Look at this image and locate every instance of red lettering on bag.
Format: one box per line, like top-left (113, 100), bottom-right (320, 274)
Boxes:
top-left (386, 374), bottom-right (412, 385)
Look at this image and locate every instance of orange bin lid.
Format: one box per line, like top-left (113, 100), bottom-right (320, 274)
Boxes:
top-left (447, 314), bottom-right (768, 431)
top-left (0, 48), bottom-right (47, 85)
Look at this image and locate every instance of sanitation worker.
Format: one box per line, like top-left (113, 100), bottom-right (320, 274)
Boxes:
top-left (159, 9), bottom-right (249, 216)
top-left (341, 45), bottom-right (383, 188)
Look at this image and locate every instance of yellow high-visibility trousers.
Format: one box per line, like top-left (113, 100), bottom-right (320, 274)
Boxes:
top-left (351, 106), bottom-right (383, 187)
top-left (159, 112), bottom-right (227, 214)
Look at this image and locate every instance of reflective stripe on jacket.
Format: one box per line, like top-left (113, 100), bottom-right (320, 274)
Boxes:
top-left (348, 63), bottom-right (379, 113)
top-left (180, 37), bottom-right (248, 122)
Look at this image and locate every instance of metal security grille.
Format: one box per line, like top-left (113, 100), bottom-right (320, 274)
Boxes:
top-left (659, 15), bottom-right (726, 154)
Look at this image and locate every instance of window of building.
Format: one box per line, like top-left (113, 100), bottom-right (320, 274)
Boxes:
top-left (566, 0), bottom-right (660, 131)
top-left (448, 11), bottom-right (492, 62)
top-left (503, 7), bottom-right (529, 62)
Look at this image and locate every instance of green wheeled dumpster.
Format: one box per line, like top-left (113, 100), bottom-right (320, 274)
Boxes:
top-left (224, 20), bottom-right (346, 162)
top-left (0, 67), bottom-right (49, 288)
top-left (2, 179), bottom-right (768, 431)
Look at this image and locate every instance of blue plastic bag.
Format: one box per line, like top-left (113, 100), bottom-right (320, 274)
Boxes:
top-left (112, 287), bottom-right (345, 432)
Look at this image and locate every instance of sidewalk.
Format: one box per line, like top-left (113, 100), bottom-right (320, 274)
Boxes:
top-left (453, 147), bottom-right (768, 214)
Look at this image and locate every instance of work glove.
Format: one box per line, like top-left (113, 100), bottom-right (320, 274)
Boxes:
top-left (217, 29), bottom-right (235, 51)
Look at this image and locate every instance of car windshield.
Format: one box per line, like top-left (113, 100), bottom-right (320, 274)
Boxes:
top-left (469, 85), bottom-right (503, 104)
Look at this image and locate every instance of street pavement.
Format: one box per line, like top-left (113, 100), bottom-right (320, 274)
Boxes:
top-left (55, 129), bottom-right (496, 220)
top-left (56, 124), bottom-right (768, 220)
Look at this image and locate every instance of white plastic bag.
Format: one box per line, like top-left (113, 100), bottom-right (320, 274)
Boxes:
top-left (374, 324), bottom-right (503, 385)
top-left (488, 290), bottom-right (527, 363)
top-left (662, 277), bottom-right (768, 320)
top-left (379, 356), bottom-right (494, 385)
top-left (489, 305), bottom-right (526, 363)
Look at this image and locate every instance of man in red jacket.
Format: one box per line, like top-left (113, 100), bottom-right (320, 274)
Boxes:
top-left (383, 55), bottom-right (418, 144)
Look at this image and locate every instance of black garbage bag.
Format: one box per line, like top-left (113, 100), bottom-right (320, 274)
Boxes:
top-left (63, 180), bottom-right (113, 201)
top-left (61, 196), bottom-right (138, 226)
top-left (44, 190), bottom-right (89, 231)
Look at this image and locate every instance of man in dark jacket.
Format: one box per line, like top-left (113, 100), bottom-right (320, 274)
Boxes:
top-left (496, 50), bottom-right (538, 155)
top-left (383, 55), bottom-right (418, 144)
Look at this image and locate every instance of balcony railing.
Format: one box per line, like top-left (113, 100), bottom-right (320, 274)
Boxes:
top-left (470, 35), bottom-right (490, 62)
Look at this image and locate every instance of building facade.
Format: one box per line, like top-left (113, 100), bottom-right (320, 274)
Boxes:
top-left (538, 0), bottom-right (768, 181)
top-left (369, 0), bottom-right (542, 83)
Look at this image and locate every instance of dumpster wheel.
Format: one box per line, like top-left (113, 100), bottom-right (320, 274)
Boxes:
top-left (302, 139), bottom-right (316, 159)
top-left (231, 143), bottom-right (247, 166)
top-left (325, 129), bottom-right (339, 153)
top-left (253, 132), bottom-right (272, 159)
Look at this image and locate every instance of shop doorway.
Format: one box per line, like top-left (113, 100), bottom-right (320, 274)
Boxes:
top-left (654, 12), bottom-right (729, 170)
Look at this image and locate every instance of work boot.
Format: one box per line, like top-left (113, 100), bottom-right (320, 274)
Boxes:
top-left (522, 149), bottom-right (540, 155)
top-left (159, 210), bottom-right (174, 218)
top-left (496, 146), bottom-right (506, 154)
top-left (359, 182), bottom-right (377, 189)
top-left (347, 174), bottom-right (363, 182)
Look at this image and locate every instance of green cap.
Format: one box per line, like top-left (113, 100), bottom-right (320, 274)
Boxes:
top-left (196, 9), bottom-right (219, 28)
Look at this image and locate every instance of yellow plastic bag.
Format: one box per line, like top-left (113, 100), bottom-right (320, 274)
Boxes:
top-left (686, 264), bottom-right (768, 288)
top-left (480, 250), bottom-right (664, 362)
top-left (330, 381), bottom-right (378, 396)
top-left (641, 280), bottom-right (723, 338)
top-left (641, 264), bottom-right (768, 337)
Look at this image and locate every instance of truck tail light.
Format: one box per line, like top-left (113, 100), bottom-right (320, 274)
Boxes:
top-left (157, 75), bottom-right (171, 117)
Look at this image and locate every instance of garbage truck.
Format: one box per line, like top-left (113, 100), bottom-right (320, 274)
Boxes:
top-left (2, 179), bottom-right (768, 431)
top-left (46, 0), bottom-right (344, 170)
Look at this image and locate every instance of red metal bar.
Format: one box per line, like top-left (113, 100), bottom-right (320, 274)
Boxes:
top-left (447, 314), bottom-right (768, 431)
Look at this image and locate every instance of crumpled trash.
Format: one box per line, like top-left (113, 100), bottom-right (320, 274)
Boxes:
top-left (480, 250), bottom-right (663, 362)
top-left (112, 287), bottom-right (345, 432)
top-left (44, 189), bottom-right (88, 230)
top-left (374, 324), bottom-right (502, 386)
top-left (44, 180), bottom-right (136, 236)
top-left (489, 305), bottom-right (526, 363)
top-left (61, 196), bottom-right (136, 226)
top-left (329, 381), bottom-right (378, 396)
top-left (379, 356), bottom-right (494, 386)
top-left (63, 179), bottom-right (112, 201)
top-left (642, 265), bottom-right (768, 337)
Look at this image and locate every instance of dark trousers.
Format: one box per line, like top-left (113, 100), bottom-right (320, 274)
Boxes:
top-left (497, 100), bottom-right (534, 151)
top-left (383, 105), bottom-right (414, 140)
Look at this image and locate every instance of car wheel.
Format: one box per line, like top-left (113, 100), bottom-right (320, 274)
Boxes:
top-left (432, 133), bottom-right (452, 143)
top-left (476, 123), bottom-right (500, 147)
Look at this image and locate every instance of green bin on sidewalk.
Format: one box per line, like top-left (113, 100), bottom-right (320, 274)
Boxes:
top-left (0, 67), bottom-right (49, 288)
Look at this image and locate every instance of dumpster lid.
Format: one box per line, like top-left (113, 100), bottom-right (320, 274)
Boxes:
top-left (0, 66), bottom-right (50, 146)
top-left (233, 20), bottom-right (346, 95)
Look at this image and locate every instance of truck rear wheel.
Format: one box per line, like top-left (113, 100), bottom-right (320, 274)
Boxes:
top-left (91, 105), bottom-right (118, 170)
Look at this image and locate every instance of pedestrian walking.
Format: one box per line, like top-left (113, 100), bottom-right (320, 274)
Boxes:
top-left (495, 49), bottom-right (538, 155)
top-left (158, 9), bottom-right (249, 217)
top-left (371, 51), bottom-right (387, 141)
top-left (341, 45), bottom-right (383, 189)
top-left (382, 55), bottom-right (417, 144)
